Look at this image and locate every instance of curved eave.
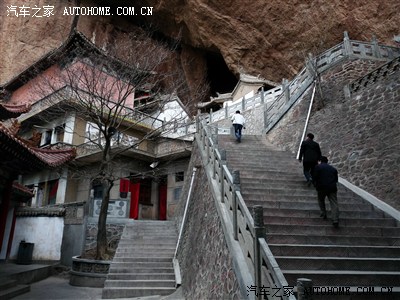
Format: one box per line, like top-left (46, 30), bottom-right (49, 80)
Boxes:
top-left (0, 123), bottom-right (76, 172)
top-left (0, 102), bottom-right (31, 120)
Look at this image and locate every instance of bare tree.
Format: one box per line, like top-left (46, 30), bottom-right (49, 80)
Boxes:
top-left (27, 29), bottom-right (207, 259)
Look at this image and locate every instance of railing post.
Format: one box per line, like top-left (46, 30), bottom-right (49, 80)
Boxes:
top-left (305, 53), bottom-right (316, 78)
top-left (282, 78), bottom-right (290, 103)
top-left (343, 31), bottom-right (353, 56)
top-left (260, 86), bottom-right (265, 104)
top-left (372, 35), bottom-right (382, 59)
top-left (263, 103), bottom-right (268, 132)
top-left (225, 103), bottom-right (229, 119)
top-left (253, 205), bottom-right (265, 300)
top-left (232, 170), bottom-right (240, 241)
top-left (220, 150), bottom-right (226, 203)
top-left (211, 128), bottom-right (218, 179)
top-left (201, 123), bottom-right (206, 150)
top-left (297, 278), bottom-right (313, 300)
top-left (242, 96), bottom-right (245, 111)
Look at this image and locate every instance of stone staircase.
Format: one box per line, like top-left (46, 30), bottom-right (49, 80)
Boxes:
top-left (0, 280), bottom-right (30, 299)
top-left (218, 135), bottom-right (400, 298)
top-left (102, 220), bottom-right (178, 299)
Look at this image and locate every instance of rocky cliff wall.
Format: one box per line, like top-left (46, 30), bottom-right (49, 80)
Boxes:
top-left (2, 0), bottom-right (399, 96)
top-left (265, 57), bottom-right (400, 210)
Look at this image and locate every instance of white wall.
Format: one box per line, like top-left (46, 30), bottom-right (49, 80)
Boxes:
top-left (10, 217), bottom-right (64, 261)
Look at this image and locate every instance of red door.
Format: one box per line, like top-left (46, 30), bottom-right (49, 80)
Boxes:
top-left (159, 184), bottom-right (167, 220)
top-left (129, 182), bottom-right (140, 219)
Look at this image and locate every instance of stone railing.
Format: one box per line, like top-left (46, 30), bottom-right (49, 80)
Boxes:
top-left (196, 119), bottom-right (296, 300)
top-left (204, 86), bottom-right (283, 124)
top-left (205, 32), bottom-right (400, 134)
top-left (349, 55), bottom-right (400, 93)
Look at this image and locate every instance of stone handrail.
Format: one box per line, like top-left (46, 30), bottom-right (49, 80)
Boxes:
top-left (196, 119), bottom-right (296, 300)
top-left (204, 32), bottom-right (400, 135)
top-left (18, 85), bottom-right (165, 130)
top-left (349, 55), bottom-right (400, 93)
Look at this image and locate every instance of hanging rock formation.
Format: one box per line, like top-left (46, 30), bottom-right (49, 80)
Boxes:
top-left (1, 0), bottom-right (399, 95)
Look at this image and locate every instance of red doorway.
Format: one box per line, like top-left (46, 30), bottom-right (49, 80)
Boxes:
top-left (159, 184), bottom-right (167, 220)
top-left (129, 182), bottom-right (140, 219)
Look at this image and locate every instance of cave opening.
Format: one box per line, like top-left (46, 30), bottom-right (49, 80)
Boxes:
top-left (205, 52), bottom-right (237, 97)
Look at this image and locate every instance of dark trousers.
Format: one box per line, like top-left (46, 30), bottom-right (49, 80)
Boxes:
top-left (317, 190), bottom-right (339, 223)
top-left (233, 124), bottom-right (243, 141)
top-left (303, 161), bottom-right (317, 182)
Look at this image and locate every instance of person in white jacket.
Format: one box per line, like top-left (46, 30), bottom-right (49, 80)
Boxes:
top-left (231, 110), bottom-right (246, 142)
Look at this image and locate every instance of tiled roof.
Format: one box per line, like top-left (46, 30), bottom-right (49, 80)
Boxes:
top-left (0, 30), bottom-right (151, 92)
top-left (16, 207), bottom-right (65, 217)
top-left (0, 122), bottom-right (76, 171)
top-left (31, 147), bottom-right (77, 167)
top-left (12, 181), bottom-right (34, 198)
top-left (0, 102), bottom-right (31, 120)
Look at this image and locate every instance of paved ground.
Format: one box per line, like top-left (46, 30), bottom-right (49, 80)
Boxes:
top-left (13, 275), bottom-right (103, 300)
top-left (12, 274), bottom-right (185, 300)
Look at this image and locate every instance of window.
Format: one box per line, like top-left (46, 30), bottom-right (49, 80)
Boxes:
top-left (174, 187), bottom-right (182, 201)
top-left (47, 179), bottom-right (59, 205)
top-left (54, 124), bottom-right (65, 143)
top-left (41, 130), bottom-right (52, 146)
top-left (139, 178), bottom-right (152, 205)
top-left (175, 171), bottom-right (184, 182)
top-left (92, 182), bottom-right (103, 199)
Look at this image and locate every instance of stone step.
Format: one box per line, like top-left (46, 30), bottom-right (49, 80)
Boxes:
top-left (241, 191), bottom-right (365, 203)
top-left (110, 262), bottom-right (173, 268)
top-left (112, 257), bottom-right (173, 263)
top-left (266, 233), bottom-right (400, 246)
top-left (227, 160), bottom-right (299, 168)
top-left (246, 200), bottom-right (374, 211)
top-left (102, 286), bottom-right (176, 299)
top-left (264, 216), bottom-right (397, 227)
top-left (123, 229), bottom-right (176, 238)
top-left (219, 134), bottom-right (400, 293)
top-left (104, 279), bottom-right (176, 288)
top-left (269, 244), bottom-right (400, 258)
top-left (107, 273), bottom-right (176, 281)
top-left (282, 270), bottom-right (400, 287)
top-left (263, 208), bottom-right (386, 219)
top-left (109, 267), bottom-right (174, 274)
top-left (0, 280), bottom-right (30, 300)
top-left (104, 220), bottom-right (177, 300)
top-left (119, 237), bottom-right (177, 242)
top-left (276, 256), bottom-right (400, 271)
top-left (114, 254), bottom-right (175, 261)
top-left (266, 224), bottom-right (400, 237)
top-left (115, 247), bottom-right (175, 254)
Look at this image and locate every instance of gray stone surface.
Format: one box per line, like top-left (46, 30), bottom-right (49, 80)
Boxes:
top-left (265, 57), bottom-right (400, 210)
top-left (174, 146), bottom-right (241, 299)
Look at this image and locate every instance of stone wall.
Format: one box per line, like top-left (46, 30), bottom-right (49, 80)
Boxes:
top-left (214, 105), bottom-right (265, 136)
top-left (266, 57), bottom-right (400, 210)
top-left (83, 222), bottom-right (125, 258)
top-left (174, 145), bottom-right (241, 299)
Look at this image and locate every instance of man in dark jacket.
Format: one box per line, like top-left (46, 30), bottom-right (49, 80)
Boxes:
top-left (298, 133), bottom-right (322, 186)
top-left (313, 156), bottom-right (340, 228)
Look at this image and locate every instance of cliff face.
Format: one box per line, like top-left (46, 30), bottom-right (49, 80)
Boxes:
top-left (1, 0), bottom-right (399, 91)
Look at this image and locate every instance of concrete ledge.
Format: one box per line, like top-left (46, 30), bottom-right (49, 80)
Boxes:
top-left (339, 177), bottom-right (400, 222)
top-left (69, 270), bottom-right (107, 287)
top-left (69, 256), bottom-right (110, 288)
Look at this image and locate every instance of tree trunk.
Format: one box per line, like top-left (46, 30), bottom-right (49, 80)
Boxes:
top-left (96, 179), bottom-right (113, 260)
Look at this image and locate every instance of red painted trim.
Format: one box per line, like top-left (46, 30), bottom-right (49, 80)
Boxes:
top-left (129, 182), bottom-right (140, 219)
top-left (0, 180), bottom-right (13, 252)
top-left (159, 184), bottom-right (167, 220)
top-left (6, 207), bottom-right (17, 259)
